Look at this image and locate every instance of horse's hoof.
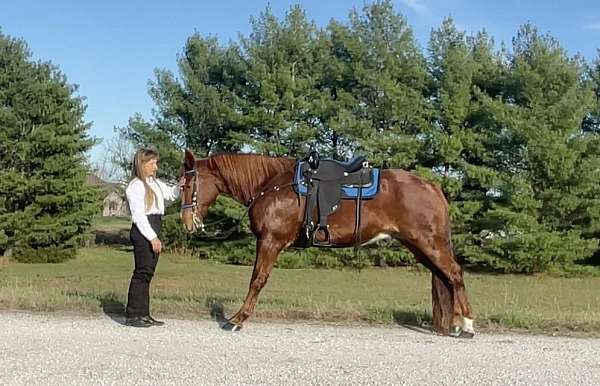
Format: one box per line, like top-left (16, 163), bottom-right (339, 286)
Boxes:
top-left (449, 325), bottom-right (474, 339)
top-left (221, 321), bottom-right (243, 332)
top-left (459, 330), bottom-right (475, 339)
top-left (449, 325), bottom-right (461, 337)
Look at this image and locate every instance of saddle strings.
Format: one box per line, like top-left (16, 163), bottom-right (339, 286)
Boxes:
top-left (352, 169), bottom-right (366, 270)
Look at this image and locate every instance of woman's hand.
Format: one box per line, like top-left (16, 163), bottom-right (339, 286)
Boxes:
top-left (150, 238), bottom-right (162, 254)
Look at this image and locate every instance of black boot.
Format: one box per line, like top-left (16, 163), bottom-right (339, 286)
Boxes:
top-left (142, 315), bottom-right (165, 326)
top-left (125, 316), bottom-right (153, 328)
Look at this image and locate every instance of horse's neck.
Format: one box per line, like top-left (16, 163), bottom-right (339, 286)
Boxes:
top-left (213, 155), bottom-right (294, 205)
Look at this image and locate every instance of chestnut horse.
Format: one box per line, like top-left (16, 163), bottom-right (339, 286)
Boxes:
top-left (180, 150), bottom-right (475, 337)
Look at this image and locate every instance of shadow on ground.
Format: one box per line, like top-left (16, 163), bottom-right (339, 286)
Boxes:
top-left (99, 293), bottom-right (127, 325)
top-left (94, 230), bottom-right (130, 246)
top-left (392, 310), bottom-right (436, 335)
top-left (205, 296), bottom-right (231, 328)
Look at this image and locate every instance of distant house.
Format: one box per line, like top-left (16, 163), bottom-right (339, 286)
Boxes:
top-left (86, 174), bottom-right (130, 217)
top-left (103, 190), bottom-right (130, 217)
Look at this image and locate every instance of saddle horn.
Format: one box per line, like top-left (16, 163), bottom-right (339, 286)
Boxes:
top-left (305, 150), bottom-right (320, 170)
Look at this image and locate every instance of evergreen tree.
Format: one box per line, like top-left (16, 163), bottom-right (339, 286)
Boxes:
top-left (583, 51), bottom-right (600, 263)
top-left (118, 34), bottom-right (249, 170)
top-left (0, 31), bottom-right (100, 262)
top-left (156, 34), bottom-right (249, 156)
top-left (580, 49), bottom-right (600, 135)
top-left (423, 19), bottom-right (506, 264)
top-left (343, 0), bottom-right (429, 167)
top-left (469, 25), bottom-right (599, 272)
top-left (236, 5), bottom-right (320, 156)
top-left (310, 20), bottom-right (360, 159)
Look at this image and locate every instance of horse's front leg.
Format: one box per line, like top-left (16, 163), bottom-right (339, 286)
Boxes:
top-left (223, 236), bottom-right (284, 331)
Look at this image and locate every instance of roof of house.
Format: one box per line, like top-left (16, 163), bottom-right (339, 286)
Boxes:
top-left (86, 173), bottom-right (124, 193)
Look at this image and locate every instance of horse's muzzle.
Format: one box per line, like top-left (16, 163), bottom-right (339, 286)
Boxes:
top-left (183, 215), bottom-right (204, 234)
top-left (184, 223), bottom-right (196, 233)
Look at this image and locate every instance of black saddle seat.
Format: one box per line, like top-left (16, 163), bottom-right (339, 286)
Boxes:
top-left (337, 156), bottom-right (366, 173)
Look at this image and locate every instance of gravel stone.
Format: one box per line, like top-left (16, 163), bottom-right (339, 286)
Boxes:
top-left (1, 312), bottom-right (598, 385)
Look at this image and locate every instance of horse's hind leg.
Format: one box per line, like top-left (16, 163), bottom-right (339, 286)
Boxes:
top-left (223, 236), bottom-right (283, 331)
top-left (404, 239), bottom-right (474, 338)
top-left (442, 260), bottom-right (474, 337)
top-left (451, 262), bottom-right (474, 336)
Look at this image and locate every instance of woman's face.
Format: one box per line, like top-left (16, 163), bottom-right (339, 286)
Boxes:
top-left (143, 158), bottom-right (158, 178)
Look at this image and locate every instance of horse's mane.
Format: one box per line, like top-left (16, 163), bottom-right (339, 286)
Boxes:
top-left (206, 153), bottom-right (296, 203)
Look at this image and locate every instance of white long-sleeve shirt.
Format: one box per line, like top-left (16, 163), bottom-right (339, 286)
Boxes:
top-left (125, 177), bottom-right (180, 241)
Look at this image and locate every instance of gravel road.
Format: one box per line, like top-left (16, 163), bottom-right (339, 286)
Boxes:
top-left (0, 312), bottom-right (598, 385)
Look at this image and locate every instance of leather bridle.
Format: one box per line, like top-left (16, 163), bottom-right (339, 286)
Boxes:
top-left (180, 168), bottom-right (203, 231)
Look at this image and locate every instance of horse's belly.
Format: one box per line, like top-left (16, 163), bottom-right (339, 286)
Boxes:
top-left (360, 233), bottom-right (392, 246)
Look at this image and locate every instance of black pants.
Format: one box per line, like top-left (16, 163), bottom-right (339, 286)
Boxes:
top-left (126, 214), bottom-right (162, 318)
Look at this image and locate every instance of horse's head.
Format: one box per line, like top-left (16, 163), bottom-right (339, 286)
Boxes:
top-left (180, 149), bottom-right (223, 233)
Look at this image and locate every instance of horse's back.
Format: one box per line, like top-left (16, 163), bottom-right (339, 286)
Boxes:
top-left (381, 168), bottom-right (448, 206)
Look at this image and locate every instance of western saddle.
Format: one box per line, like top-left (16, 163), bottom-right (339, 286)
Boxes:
top-left (294, 151), bottom-right (376, 247)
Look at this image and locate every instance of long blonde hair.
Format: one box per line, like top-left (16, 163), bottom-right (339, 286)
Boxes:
top-left (132, 148), bottom-right (159, 212)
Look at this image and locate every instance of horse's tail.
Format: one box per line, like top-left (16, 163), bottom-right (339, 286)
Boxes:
top-left (431, 272), bottom-right (453, 334)
top-left (431, 205), bottom-right (455, 334)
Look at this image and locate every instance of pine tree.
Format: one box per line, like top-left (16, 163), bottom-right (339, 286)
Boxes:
top-left (116, 32), bottom-right (251, 180)
top-left (583, 50), bottom-right (600, 135)
top-left (0, 31), bottom-right (100, 262)
top-left (583, 52), bottom-right (600, 263)
top-left (160, 34), bottom-right (249, 156)
top-left (342, 0), bottom-right (429, 167)
top-left (310, 20), bottom-right (360, 159)
top-left (469, 25), bottom-right (599, 272)
top-left (422, 19), bottom-right (506, 265)
top-left (237, 5), bottom-right (321, 156)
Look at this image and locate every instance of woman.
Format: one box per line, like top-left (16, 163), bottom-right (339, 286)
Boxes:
top-left (125, 148), bottom-right (183, 327)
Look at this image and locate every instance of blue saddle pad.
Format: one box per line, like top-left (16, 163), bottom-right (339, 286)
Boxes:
top-left (293, 161), bottom-right (381, 199)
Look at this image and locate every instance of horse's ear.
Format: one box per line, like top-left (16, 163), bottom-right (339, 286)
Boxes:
top-left (184, 149), bottom-right (195, 169)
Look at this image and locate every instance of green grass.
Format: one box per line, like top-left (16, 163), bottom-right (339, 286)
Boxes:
top-left (1, 247), bottom-right (599, 335)
top-left (91, 216), bottom-right (131, 232)
top-left (90, 216), bottom-right (131, 246)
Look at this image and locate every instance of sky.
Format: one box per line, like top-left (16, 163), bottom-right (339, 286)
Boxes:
top-left (2, 0), bottom-right (600, 166)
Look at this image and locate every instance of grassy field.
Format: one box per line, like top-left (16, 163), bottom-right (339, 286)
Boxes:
top-left (91, 216), bottom-right (131, 245)
top-left (1, 246), bottom-right (599, 335)
top-left (90, 216), bottom-right (131, 232)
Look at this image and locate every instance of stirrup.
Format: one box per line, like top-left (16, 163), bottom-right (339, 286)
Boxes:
top-left (312, 225), bottom-right (332, 247)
